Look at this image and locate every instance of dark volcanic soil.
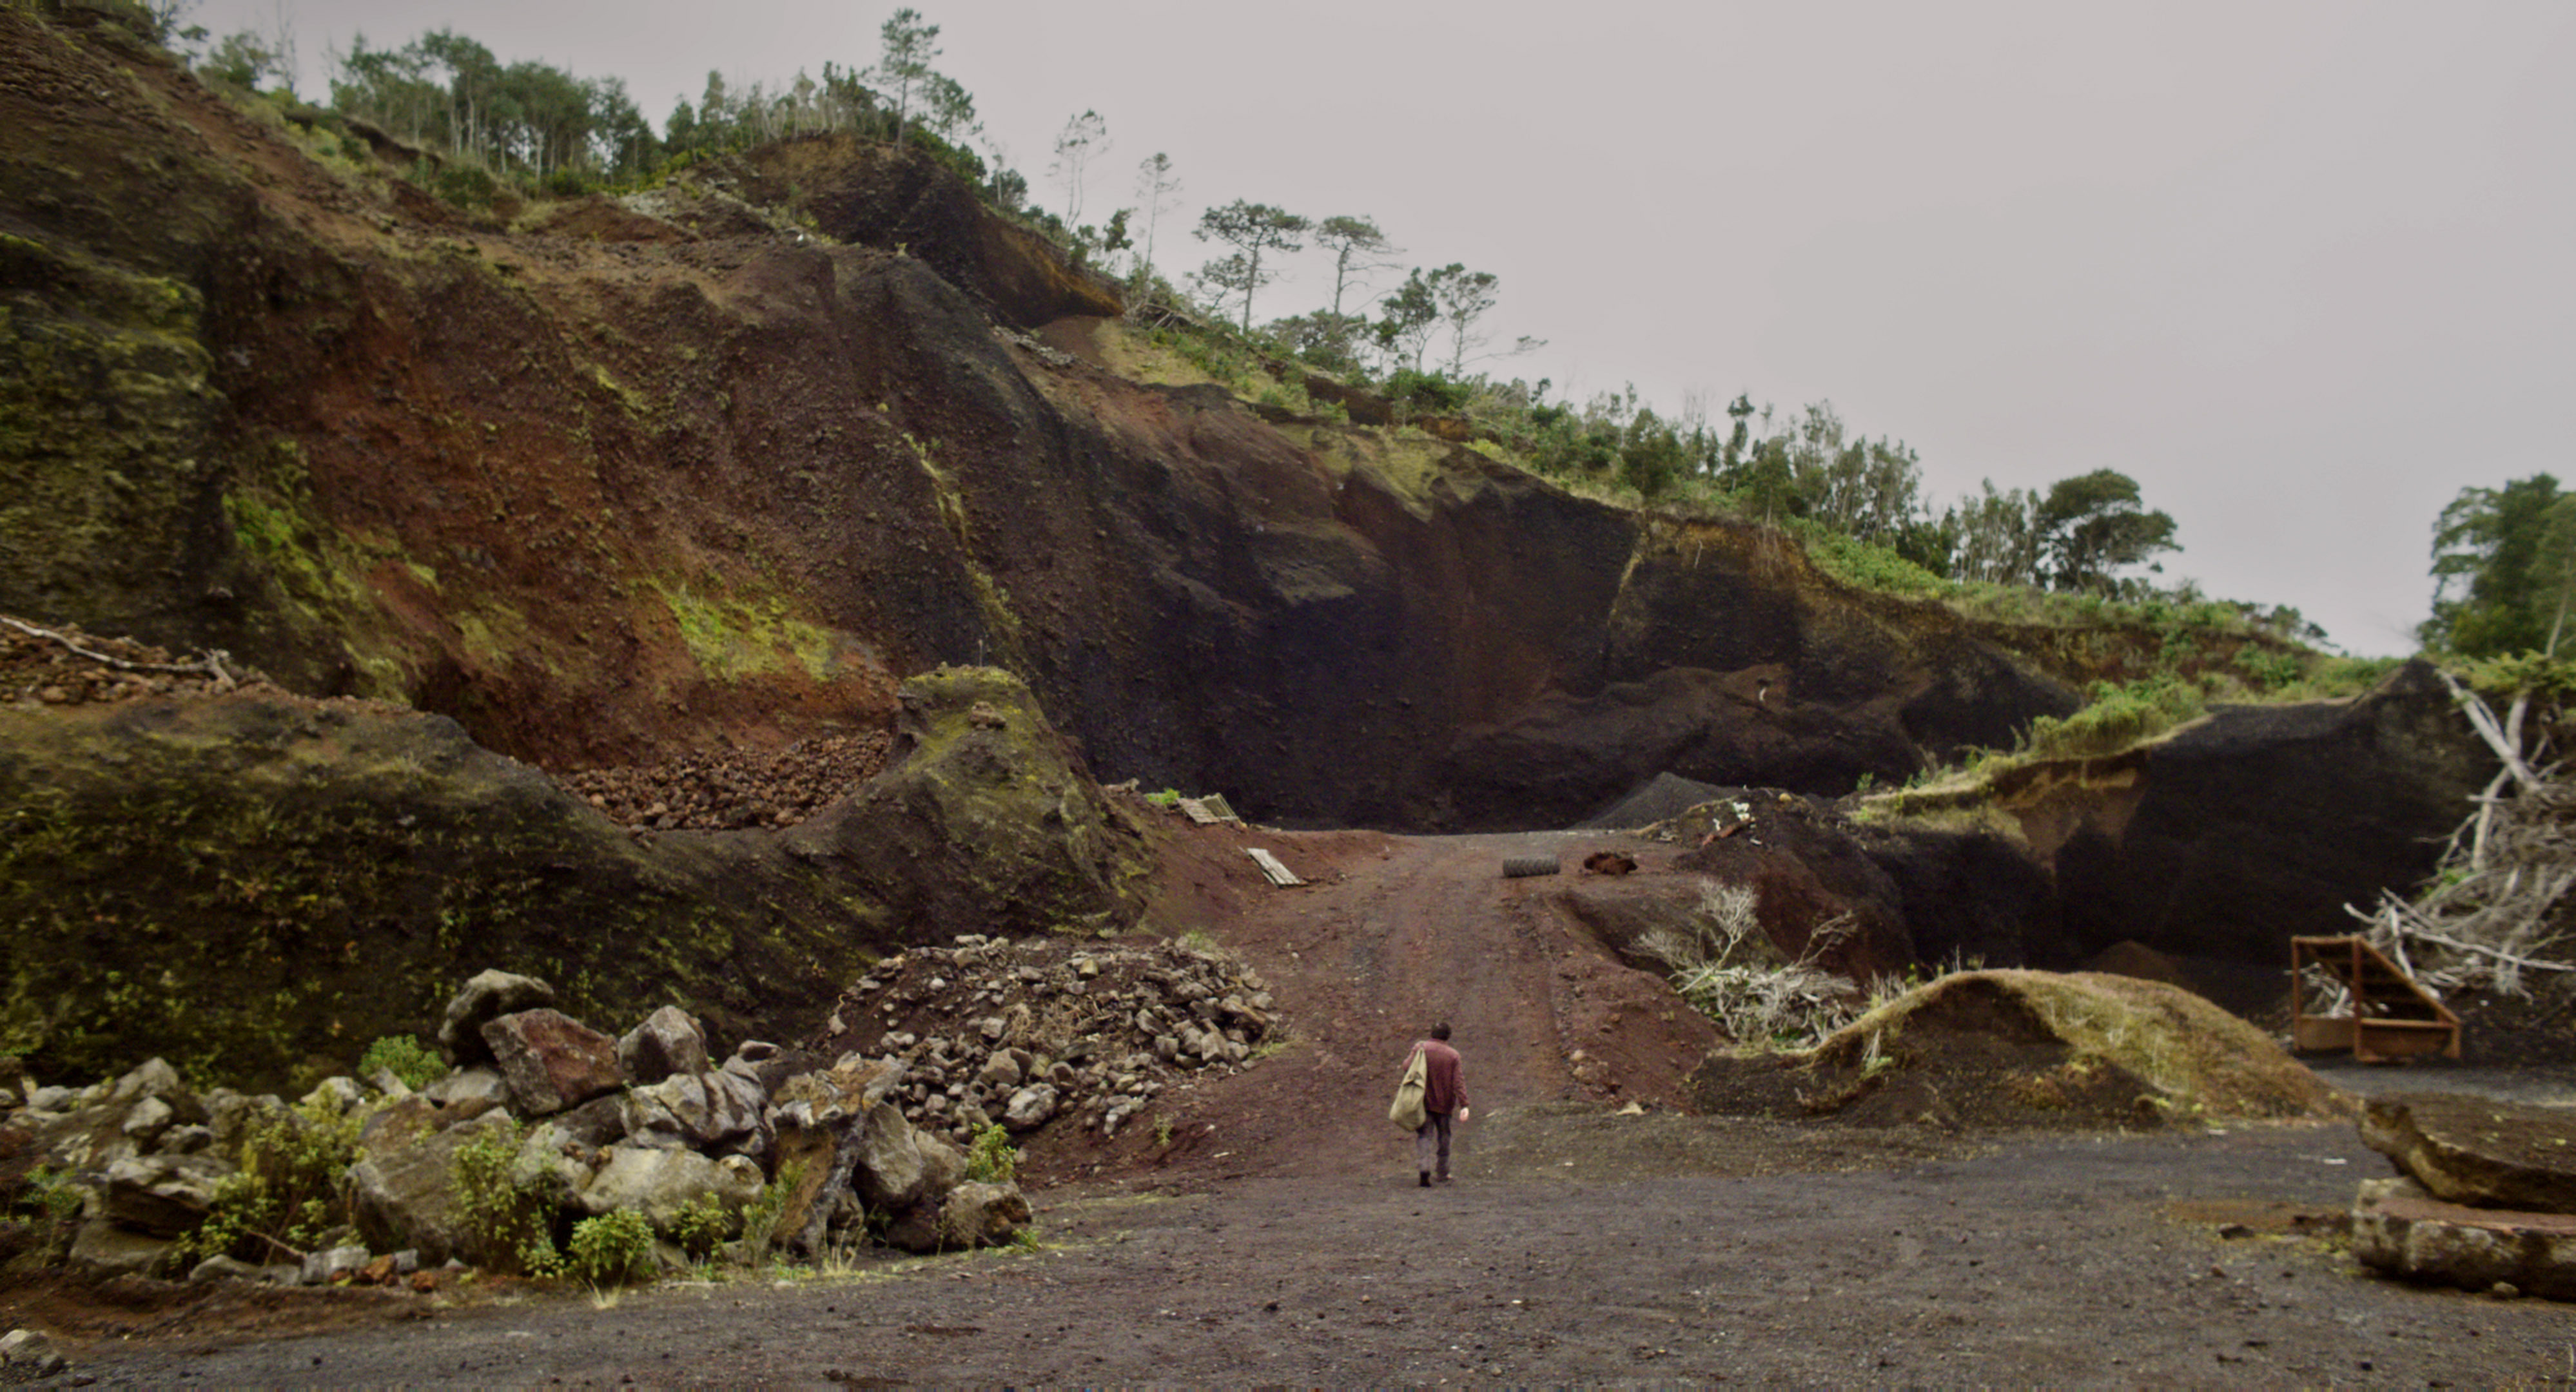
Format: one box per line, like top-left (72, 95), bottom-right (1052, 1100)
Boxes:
top-left (17, 811), bottom-right (2576, 1385)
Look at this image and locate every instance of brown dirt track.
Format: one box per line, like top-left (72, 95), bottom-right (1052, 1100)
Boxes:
top-left (26, 817), bottom-right (2576, 1386)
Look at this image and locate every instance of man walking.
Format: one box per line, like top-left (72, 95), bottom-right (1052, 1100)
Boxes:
top-left (1411, 1023), bottom-right (1469, 1186)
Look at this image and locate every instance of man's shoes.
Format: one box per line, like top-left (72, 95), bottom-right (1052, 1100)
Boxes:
top-left (1436, 1173), bottom-right (1451, 1183)
top-left (1419, 1172), bottom-right (1430, 1188)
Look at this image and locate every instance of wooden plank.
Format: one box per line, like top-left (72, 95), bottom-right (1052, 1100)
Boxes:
top-left (1246, 847), bottom-right (1304, 887)
top-left (1200, 793), bottom-right (1243, 824)
top-left (1178, 798), bottom-right (1220, 826)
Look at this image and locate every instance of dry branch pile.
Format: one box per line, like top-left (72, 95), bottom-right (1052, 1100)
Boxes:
top-left (2350, 672), bottom-right (2576, 996)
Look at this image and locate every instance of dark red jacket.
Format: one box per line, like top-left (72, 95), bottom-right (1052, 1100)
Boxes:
top-left (1416, 1039), bottom-right (1466, 1116)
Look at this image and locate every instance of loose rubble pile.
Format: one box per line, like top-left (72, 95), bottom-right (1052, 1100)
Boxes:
top-left (2352, 1094), bottom-right (2576, 1300)
top-left (558, 731), bottom-right (893, 830)
top-left (811, 935), bottom-right (1276, 1146)
top-left (0, 614), bottom-right (259, 707)
top-left (0, 969), bottom-right (1037, 1304)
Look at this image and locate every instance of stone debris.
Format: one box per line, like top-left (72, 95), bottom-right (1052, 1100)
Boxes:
top-left (0, 956), bottom-right (1132, 1284)
top-left (558, 731), bottom-right (892, 831)
top-left (2354, 1093), bottom-right (2576, 1301)
top-left (808, 934), bottom-right (1276, 1147)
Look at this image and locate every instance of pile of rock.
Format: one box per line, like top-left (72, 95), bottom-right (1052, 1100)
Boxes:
top-left (556, 731), bottom-right (893, 831)
top-left (0, 969), bottom-right (1033, 1288)
top-left (812, 935), bottom-right (1276, 1145)
top-left (2352, 1093), bottom-right (2576, 1300)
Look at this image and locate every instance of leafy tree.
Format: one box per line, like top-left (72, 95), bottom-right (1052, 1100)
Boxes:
top-left (1946, 481), bottom-right (2043, 586)
top-left (1266, 311), bottom-right (1371, 374)
top-left (2033, 469), bottom-right (2178, 593)
top-left (1049, 110), bottom-right (1109, 224)
top-left (868, 8), bottom-right (941, 146)
top-left (202, 28), bottom-right (292, 92)
top-left (2421, 474), bottom-right (2568, 655)
top-left (1193, 200), bottom-right (1309, 332)
top-left (1312, 215), bottom-right (1398, 319)
top-left (1373, 267), bottom-right (1439, 372)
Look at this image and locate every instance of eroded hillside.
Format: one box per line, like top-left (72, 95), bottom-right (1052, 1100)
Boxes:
top-left (0, 10), bottom-right (2076, 832)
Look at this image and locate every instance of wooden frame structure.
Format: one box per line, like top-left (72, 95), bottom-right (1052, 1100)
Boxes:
top-left (2289, 934), bottom-right (2463, 1061)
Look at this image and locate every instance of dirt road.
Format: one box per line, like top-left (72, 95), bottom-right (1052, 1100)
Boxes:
top-left (28, 820), bottom-right (2576, 1384)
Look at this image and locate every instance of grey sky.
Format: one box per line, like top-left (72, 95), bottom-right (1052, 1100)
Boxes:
top-left (207, 0), bottom-right (2576, 655)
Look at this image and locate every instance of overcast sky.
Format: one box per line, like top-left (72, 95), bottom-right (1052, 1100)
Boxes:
top-left (204, 0), bottom-right (2576, 655)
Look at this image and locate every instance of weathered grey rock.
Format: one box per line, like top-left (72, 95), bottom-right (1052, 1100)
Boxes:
top-left (853, 1103), bottom-right (932, 1212)
top-left (1001, 1085), bottom-right (1058, 1132)
top-left (937, 1181), bottom-right (1031, 1250)
top-left (422, 1066), bottom-right (509, 1110)
top-left (0, 1329), bottom-right (68, 1378)
top-left (349, 1110), bottom-right (516, 1266)
top-left (68, 1218), bottom-right (173, 1278)
top-left (554, 1092), bottom-right (630, 1149)
top-left (976, 1052), bottom-right (1023, 1088)
top-left (108, 1057), bottom-right (193, 1110)
top-left (2363, 1094), bottom-right (2576, 1212)
top-left (509, 1122), bottom-right (596, 1210)
top-left (624, 1068), bottom-right (769, 1159)
top-left (302, 1244), bottom-right (372, 1286)
top-left (158, 1123), bottom-right (216, 1155)
top-left (26, 1085), bottom-right (75, 1112)
top-left (367, 1068), bottom-right (415, 1101)
top-left (120, 1094), bottom-right (177, 1145)
top-left (2352, 1175), bottom-right (2576, 1300)
top-left (438, 970), bottom-right (556, 1066)
top-left (576, 1146), bottom-right (763, 1233)
top-left (357, 1094), bottom-right (452, 1160)
top-left (482, 1009), bottom-right (622, 1117)
top-left (206, 1090), bottom-right (284, 1153)
top-left (102, 1153), bottom-right (233, 1237)
top-left (188, 1254), bottom-right (268, 1284)
top-left (618, 1005), bottom-right (710, 1085)
top-left (302, 1076), bottom-right (367, 1116)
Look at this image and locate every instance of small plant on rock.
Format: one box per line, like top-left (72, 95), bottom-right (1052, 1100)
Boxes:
top-left (964, 1123), bottom-right (1019, 1184)
top-left (734, 1161), bottom-right (802, 1268)
top-left (566, 1209), bottom-right (656, 1287)
top-left (357, 1034), bottom-right (445, 1090)
top-left (670, 1194), bottom-right (733, 1263)
top-left (178, 1094), bottom-right (364, 1264)
top-left (451, 1120), bottom-right (562, 1276)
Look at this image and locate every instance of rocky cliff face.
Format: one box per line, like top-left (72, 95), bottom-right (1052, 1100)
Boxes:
top-left (0, 13), bottom-right (2073, 833)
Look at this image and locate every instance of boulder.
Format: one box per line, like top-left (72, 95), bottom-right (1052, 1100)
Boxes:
top-left (438, 971), bottom-right (557, 1067)
top-left (852, 1103), bottom-right (932, 1212)
top-left (482, 1009), bottom-right (622, 1117)
top-left (937, 1181), bottom-right (1031, 1250)
top-left (618, 1006), bottom-right (710, 1084)
top-left (623, 1068), bottom-right (768, 1159)
top-left (2352, 1175), bottom-right (2576, 1300)
top-left (68, 1218), bottom-right (173, 1278)
top-left (576, 1146), bottom-right (763, 1234)
top-left (1001, 1085), bottom-right (1058, 1132)
top-left (422, 1066), bottom-right (509, 1111)
top-left (0, 1329), bottom-right (69, 1380)
top-left (102, 1153), bottom-right (233, 1237)
top-left (554, 1092), bottom-right (630, 1149)
top-left (2362, 1094), bottom-right (2576, 1212)
top-left (301, 1244), bottom-right (372, 1286)
top-left (348, 1110), bottom-right (516, 1266)
top-left (508, 1122), bottom-right (596, 1210)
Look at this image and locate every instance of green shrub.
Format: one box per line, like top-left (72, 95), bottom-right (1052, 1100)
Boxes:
top-left (964, 1123), bottom-right (1019, 1184)
top-left (358, 1034), bottom-right (445, 1090)
top-left (176, 1094), bottom-right (364, 1264)
top-left (451, 1119), bottom-right (561, 1275)
top-left (670, 1194), bottom-right (733, 1262)
top-left (566, 1209), bottom-right (656, 1286)
top-left (736, 1161), bottom-right (802, 1266)
top-left (2021, 676), bottom-right (2205, 759)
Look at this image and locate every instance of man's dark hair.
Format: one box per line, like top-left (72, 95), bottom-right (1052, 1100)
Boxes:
top-left (1430, 1022), bottom-right (1452, 1040)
